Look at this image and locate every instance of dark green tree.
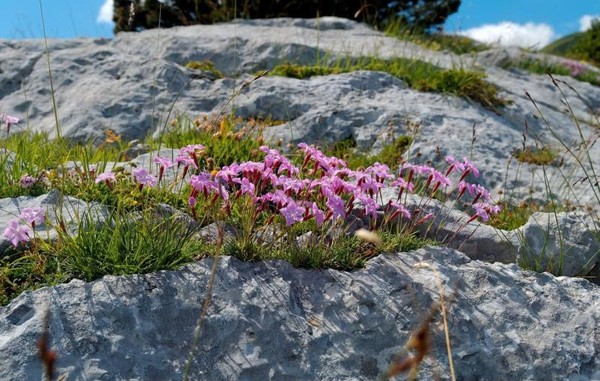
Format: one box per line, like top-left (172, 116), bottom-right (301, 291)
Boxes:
top-left (113, 0), bottom-right (461, 34)
top-left (387, 0), bottom-right (461, 31)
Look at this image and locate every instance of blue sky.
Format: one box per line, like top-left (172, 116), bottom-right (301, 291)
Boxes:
top-left (0, 0), bottom-right (597, 48)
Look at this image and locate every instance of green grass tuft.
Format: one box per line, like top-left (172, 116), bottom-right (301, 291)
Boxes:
top-left (512, 145), bottom-right (558, 166)
top-left (185, 60), bottom-right (224, 78)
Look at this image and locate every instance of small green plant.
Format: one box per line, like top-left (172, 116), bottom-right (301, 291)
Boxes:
top-left (492, 77), bottom-right (600, 278)
top-left (184, 60), bottom-right (224, 79)
top-left (270, 64), bottom-right (341, 78)
top-left (325, 135), bottom-right (413, 171)
top-left (512, 145), bottom-right (558, 165)
top-left (147, 114), bottom-right (266, 168)
top-left (50, 207), bottom-right (199, 281)
top-left (487, 200), bottom-right (566, 231)
top-left (0, 130), bottom-right (124, 199)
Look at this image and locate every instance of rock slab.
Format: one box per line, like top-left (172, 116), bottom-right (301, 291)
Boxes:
top-left (1, 248), bottom-right (598, 381)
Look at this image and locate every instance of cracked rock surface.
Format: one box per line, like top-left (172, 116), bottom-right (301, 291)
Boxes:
top-left (1, 249), bottom-right (599, 381)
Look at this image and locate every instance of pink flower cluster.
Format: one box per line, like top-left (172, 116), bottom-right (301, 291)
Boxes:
top-left (92, 144), bottom-right (500, 230)
top-left (563, 60), bottom-right (586, 77)
top-left (19, 174), bottom-right (37, 188)
top-left (3, 207), bottom-right (46, 247)
top-left (187, 145), bottom-right (500, 227)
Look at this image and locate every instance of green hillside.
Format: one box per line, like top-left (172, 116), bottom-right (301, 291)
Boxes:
top-left (541, 32), bottom-right (582, 56)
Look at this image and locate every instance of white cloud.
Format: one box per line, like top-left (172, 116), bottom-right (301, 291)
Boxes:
top-left (458, 22), bottom-right (555, 49)
top-left (579, 15), bottom-right (600, 32)
top-left (97, 0), bottom-right (114, 24)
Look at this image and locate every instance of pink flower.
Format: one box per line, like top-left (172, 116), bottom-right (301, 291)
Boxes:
top-left (276, 176), bottom-right (308, 195)
top-left (232, 177), bottom-right (256, 196)
top-left (176, 155), bottom-right (197, 169)
top-left (180, 144), bottom-right (205, 169)
top-left (19, 207), bottom-right (45, 229)
top-left (153, 156), bottom-right (174, 183)
top-left (564, 60), bottom-right (585, 77)
top-left (154, 156), bottom-right (174, 169)
top-left (132, 168), bottom-right (157, 189)
top-left (470, 202), bottom-right (501, 222)
top-left (297, 143), bottom-right (346, 174)
top-left (354, 190), bottom-right (379, 219)
top-left (19, 175), bottom-right (36, 188)
top-left (2, 114), bottom-right (19, 134)
top-left (189, 172), bottom-right (217, 195)
top-left (258, 190), bottom-right (293, 214)
top-left (323, 188), bottom-right (346, 220)
top-left (415, 212), bottom-right (434, 225)
top-left (3, 220), bottom-right (31, 247)
top-left (280, 199), bottom-right (305, 226)
top-left (387, 200), bottom-right (412, 220)
top-left (95, 172), bottom-right (116, 183)
top-left (297, 143), bottom-right (320, 162)
top-left (458, 181), bottom-right (491, 203)
top-left (444, 156), bottom-right (465, 175)
top-left (461, 158), bottom-right (480, 178)
top-left (309, 202), bottom-right (325, 226)
top-left (391, 177), bottom-right (414, 192)
top-left (316, 176), bottom-right (356, 194)
top-left (175, 155), bottom-right (197, 179)
top-left (431, 170), bottom-right (451, 187)
top-left (215, 164), bottom-right (241, 183)
top-left (355, 172), bottom-right (383, 196)
top-left (96, 171), bottom-right (116, 190)
top-left (401, 163), bottom-right (431, 176)
top-left (260, 146), bottom-right (299, 176)
top-left (365, 162), bottom-right (394, 182)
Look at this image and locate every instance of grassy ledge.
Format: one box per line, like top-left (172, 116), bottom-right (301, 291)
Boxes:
top-left (502, 57), bottom-right (600, 87)
top-left (270, 57), bottom-right (508, 109)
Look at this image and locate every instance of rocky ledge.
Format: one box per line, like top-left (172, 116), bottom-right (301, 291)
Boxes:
top-left (1, 248), bottom-right (598, 381)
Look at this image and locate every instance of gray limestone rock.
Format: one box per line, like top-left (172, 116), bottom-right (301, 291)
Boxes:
top-left (0, 249), bottom-right (598, 381)
top-left (515, 212), bottom-right (600, 276)
top-left (376, 189), bottom-right (599, 279)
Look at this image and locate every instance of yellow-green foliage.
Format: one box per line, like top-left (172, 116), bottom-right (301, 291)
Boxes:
top-left (513, 146), bottom-right (557, 165)
top-left (185, 60), bottom-right (224, 79)
top-left (326, 135), bottom-right (413, 171)
top-left (150, 114), bottom-right (266, 168)
top-left (270, 64), bottom-right (342, 78)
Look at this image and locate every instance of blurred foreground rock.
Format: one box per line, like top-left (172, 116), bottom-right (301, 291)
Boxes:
top-left (1, 249), bottom-right (598, 381)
